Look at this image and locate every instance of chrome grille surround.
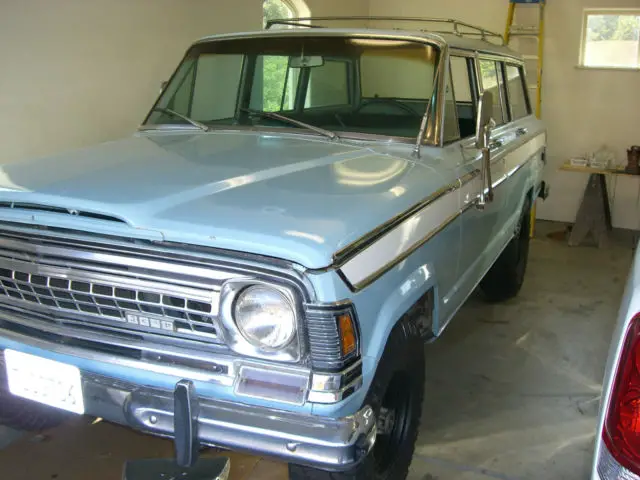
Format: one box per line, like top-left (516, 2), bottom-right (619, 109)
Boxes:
top-left (0, 265), bottom-right (220, 340)
top-left (0, 226), bottom-right (311, 353)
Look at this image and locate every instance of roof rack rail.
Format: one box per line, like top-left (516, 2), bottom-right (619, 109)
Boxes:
top-left (265, 16), bottom-right (505, 44)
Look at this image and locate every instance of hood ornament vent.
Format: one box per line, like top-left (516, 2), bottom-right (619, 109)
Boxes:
top-left (0, 202), bottom-right (126, 224)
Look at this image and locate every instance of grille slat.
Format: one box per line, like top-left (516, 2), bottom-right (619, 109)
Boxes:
top-left (0, 251), bottom-right (225, 345)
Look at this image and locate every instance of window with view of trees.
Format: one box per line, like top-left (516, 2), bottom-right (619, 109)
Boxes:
top-left (581, 11), bottom-right (640, 68)
top-left (261, 0), bottom-right (308, 111)
top-left (263, 0), bottom-right (296, 28)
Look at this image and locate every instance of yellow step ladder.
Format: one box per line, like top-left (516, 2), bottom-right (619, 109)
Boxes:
top-left (504, 0), bottom-right (546, 237)
top-left (504, 0), bottom-right (546, 118)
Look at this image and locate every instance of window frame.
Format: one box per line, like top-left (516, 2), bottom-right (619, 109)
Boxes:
top-left (442, 54), bottom-right (479, 144)
top-left (503, 63), bottom-right (532, 120)
top-left (477, 56), bottom-right (509, 127)
top-left (579, 8), bottom-right (640, 70)
top-left (143, 35), bottom-right (444, 145)
top-left (442, 60), bottom-right (461, 144)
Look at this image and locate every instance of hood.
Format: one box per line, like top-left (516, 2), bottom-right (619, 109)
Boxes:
top-left (0, 131), bottom-right (445, 269)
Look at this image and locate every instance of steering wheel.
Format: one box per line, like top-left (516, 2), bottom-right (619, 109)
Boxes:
top-left (354, 98), bottom-right (422, 117)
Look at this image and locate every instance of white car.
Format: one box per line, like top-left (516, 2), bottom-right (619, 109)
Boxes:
top-left (593, 243), bottom-right (640, 479)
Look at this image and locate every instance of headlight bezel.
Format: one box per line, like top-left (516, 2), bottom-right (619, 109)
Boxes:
top-left (218, 278), bottom-right (303, 363)
top-left (234, 284), bottom-right (297, 351)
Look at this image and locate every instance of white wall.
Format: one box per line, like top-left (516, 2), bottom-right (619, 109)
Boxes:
top-left (0, 0), bottom-right (261, 164)
top-left (370, 0), bottom-right (640, 230)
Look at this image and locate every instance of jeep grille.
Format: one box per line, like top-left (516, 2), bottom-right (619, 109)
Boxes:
top-left (0, 230), bottom-right (240, 346)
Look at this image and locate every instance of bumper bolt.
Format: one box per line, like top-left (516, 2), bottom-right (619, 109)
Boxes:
top-left (149, 415), bottom-right (158, 425)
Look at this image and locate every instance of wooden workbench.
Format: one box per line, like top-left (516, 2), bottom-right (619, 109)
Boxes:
top-left (560, 162), bottom-right (639, 248)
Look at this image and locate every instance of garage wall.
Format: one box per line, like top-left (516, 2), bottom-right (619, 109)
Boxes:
top-left (369, 0), bottom-right (640, 230)
top-left (305, 0), bottom-right (369, 17)
top-left (0, 0), bottom-right (261, 164)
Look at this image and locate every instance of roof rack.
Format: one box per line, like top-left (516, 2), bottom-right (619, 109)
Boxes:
top-left (265, 16), bottom-right (505, 44)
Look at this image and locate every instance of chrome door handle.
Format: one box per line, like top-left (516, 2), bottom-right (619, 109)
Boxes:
top-left (489, 140), bottom-right (503, 151)
top-left (516, 127), bottom-right (528, 137)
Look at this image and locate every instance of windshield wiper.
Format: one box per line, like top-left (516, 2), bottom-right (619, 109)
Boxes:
top-left (151, 107), bottom-right (210, 132)
top-left (241, 108), bottom-right (337, 140)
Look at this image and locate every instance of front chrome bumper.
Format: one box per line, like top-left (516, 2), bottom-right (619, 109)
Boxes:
top-left (0, 331), bottom-right (376, 471)
top-left (90, 371), bottom-right (375, 470)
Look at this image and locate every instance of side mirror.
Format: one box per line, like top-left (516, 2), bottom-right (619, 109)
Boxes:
top-left (475, 91), bottom-right (495, 209)
top-left (475, 91), bottom-right (494, 149)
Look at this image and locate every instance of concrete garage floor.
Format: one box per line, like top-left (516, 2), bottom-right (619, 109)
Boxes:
top-left (0, 221), bottom-right (632, 480)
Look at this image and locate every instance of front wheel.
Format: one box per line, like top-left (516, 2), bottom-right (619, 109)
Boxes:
top-left (480, 198), bottom-right (532, 302)
top-left (289, 313), bottom-right (425, 480)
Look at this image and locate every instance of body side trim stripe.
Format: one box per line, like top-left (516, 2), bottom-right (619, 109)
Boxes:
top-left (338, 133), bottom-right (545, 291)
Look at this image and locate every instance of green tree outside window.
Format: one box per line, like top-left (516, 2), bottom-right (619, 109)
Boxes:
top-left (262, 1), bottom-right (296, 111)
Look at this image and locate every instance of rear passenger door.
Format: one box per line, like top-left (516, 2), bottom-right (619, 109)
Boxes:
top-left (500, 63), bottom-right (536, 228)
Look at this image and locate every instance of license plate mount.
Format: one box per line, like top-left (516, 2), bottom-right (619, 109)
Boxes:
top-left (4, 349), bottom-right (85, 414)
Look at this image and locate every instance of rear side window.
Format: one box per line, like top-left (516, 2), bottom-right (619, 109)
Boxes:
top-left (505, 64), bottom-right (530, 120)
top-left (478, 59), bottom-right (507, 126)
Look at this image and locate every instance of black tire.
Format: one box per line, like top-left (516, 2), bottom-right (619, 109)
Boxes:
top-left (289, 312), bottom-right (425, 480)
top-left (0, 389), bottom-right (69, 431)
top-left (480, 198), bottom-right (532, 302)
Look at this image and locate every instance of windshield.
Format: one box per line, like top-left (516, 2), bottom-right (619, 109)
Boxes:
top-left (144, 36), bottom-right (440, 139)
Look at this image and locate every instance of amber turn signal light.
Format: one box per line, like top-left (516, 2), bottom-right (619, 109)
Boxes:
top-left (337, 313), bottom-right (357, 357)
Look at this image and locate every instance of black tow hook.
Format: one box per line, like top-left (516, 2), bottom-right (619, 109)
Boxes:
top-left (174, 379), bottom-right (200, 468)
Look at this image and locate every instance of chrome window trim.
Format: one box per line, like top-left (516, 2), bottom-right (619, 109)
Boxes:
top-left (442, 51), bottom-right (462, 144)
top-left (433, 43), bottom-right (450, 146)
top-left (505, 62), bottom-right (534, 118)
top-left (450, 47), bottom-right (525, 64)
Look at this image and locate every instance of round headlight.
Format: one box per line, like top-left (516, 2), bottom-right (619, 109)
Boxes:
top-left (234, 286), bottom-right (296, 350)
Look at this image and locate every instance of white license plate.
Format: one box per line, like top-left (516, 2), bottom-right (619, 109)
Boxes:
top-left (4, 350), bottom-right (84, 414)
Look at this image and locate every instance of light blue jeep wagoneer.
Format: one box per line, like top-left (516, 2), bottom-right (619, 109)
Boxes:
top-left (0, 16), bottom-right (546, 480)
